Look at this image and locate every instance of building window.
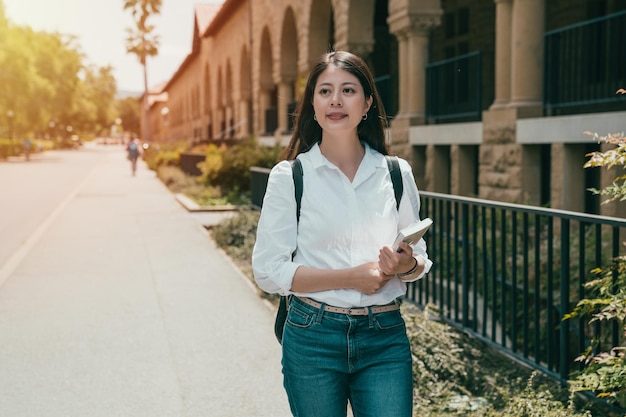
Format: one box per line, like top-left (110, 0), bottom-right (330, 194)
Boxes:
top-left (445, 7), bottom-right (470, 39)
top-left (457, 7), bottom-right (469, 36)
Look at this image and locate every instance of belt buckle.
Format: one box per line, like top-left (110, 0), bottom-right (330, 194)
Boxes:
top-left (348, 307), bottom-right (364, 315)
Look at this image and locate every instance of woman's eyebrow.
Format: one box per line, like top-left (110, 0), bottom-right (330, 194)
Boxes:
top-left (317, 81), bottom-right (358, 87)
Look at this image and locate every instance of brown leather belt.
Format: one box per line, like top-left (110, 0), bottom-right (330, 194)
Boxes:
top-left (296, 296), bottom-right (400, 316)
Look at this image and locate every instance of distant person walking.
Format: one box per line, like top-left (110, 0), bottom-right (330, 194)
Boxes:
top-left (22, 138), bottom-right (32, 161)
top-left (126, 137), bottom-right (141, 176)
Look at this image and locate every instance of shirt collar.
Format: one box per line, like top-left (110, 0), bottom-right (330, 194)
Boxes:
top-left (306, 142), bottom-right (387, 172)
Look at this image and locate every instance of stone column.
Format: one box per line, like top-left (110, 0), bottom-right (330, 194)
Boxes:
top-left (389, 20), bottom-right (438, 125)
top-left (217, 107), bottom-right (225, 138)
top-left (396, 33), bottom-right (409, 120)
top-left (508, 0), bottom-right (545, 116)
top-left (425, 144), bottom-right (450, 193)
top-left (239, 99), bottom-right (250, 137)
top-left (490, 0), bottom-right (513, 109)
top-left (334, 0), bottom-right (375, 57)
top-left (388, 5), bottom-right (441, 157)
top-left (406, 26), bottom-right (431, 124)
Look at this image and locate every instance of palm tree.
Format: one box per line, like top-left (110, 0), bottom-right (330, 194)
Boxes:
top-left (123, 0), bottom-right (161, 143)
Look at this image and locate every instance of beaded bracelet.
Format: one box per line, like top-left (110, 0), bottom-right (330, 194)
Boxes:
top-left (398, 257), bottom-right (419, 278)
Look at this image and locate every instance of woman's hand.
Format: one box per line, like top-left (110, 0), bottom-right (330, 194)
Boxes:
top-left (378, 242), bottom-right (414, 276)
top-left (350, 262), bottom-right (394, 295)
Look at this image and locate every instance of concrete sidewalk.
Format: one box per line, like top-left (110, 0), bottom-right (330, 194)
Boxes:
top-left (0, 145), bottom-right (291, 417)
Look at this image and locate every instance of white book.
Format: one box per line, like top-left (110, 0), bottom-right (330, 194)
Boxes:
top-left (392, 218), bottom-right (433, 252)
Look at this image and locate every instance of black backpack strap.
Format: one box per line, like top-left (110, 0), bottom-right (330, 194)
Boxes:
top-left (385, 155), bottom-right (403, 210)
top-left (277, 158), bottom-right (303, 343)
top-left (290, 159), bottom-right (303, 222)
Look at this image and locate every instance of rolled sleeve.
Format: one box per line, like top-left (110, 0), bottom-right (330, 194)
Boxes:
top-left (406, 239), bottom-right (433, 282)
top-left (252, 160), bottom-right (300, 295)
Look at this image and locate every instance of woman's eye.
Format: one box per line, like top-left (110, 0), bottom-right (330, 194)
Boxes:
top-left (318, 88), bottom-right (331, 95)
top-left (343, 88), bottom-right (355, 94)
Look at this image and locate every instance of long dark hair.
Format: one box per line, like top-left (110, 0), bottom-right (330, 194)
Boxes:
top-left (282, 50), bottom-right (389, 160)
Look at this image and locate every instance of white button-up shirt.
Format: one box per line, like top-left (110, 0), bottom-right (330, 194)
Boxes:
top-left (252, 143), bottom-right (432, 308)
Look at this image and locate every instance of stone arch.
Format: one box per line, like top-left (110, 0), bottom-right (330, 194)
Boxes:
top-left (260, 27), bottom-right (273, 89)
top-left (239, 45), bottom-right (251, 136)
top-left (240, 45), bottom-right (250, 101)
top-left (204, 62), bottom-right (213, 139)
top-left (343, 0), bottom-right (375, 57)
top-left (217, 66), bottom-right (225, 138)
top-left (217, 66), bottom-right (223, 108)
top-left (225, 59), bottom-right (234, 137)
top-left (307, 0), bottom-right (334, 69)
top-left (277, 6), bottom-right (299, 133)
top-left (259, 26), bottom-right (277, 135)
top-left (225, 59), bottom-right (234, 108)
top-left (279, 7), bottom-right (298, 80)
top-left (204, 62), bottom-right (211, 115)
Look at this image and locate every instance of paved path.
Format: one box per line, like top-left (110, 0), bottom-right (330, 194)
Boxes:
top-left (0, 144), bottom-right (291, 417)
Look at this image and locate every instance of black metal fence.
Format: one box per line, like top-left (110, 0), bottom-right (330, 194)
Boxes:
top-left (544, 10), bottom-right (626, 115)
top-left (425, 51), bottom-right (484, 123)
top-left (250, 167), bottom-right (626, 387)
top-left (410, 191), bottom-right (626, 385)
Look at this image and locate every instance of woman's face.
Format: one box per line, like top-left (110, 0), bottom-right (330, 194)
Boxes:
top-left (312, 65), bottom-right (372, 134)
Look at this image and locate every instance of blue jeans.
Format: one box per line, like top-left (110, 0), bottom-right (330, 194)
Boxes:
top-left (282, 296), bottom-right (413, 417)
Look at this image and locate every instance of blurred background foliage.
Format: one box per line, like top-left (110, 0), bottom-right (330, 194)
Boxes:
top-left (0, 0), bottom-right (140, 141)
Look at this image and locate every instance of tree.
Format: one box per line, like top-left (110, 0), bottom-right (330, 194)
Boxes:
top-left (69, 65), bottom-right (118, 137)
top-left (116, 96), bottom-right (141, 136)
top-left (0, 25), bottom-right (35, 138)
top-left (0, 0), bottom-right (120, 140)
top-left (30, 30), bottom-right (83, 136)
top-left (84, 65), bottom-right (118, 134)
top-left (0, 0), bottom-right (7, 31)
top-left (123, 0), bottom-right (161, 143)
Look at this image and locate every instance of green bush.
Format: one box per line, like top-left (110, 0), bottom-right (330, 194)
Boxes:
top-left (0, 139), bottom-right (20, 159)
top-left (565, 255), bottom-right (626, 408)
top-left (143, 141), bottom-right (187, 171)
top-left (157, 165), bottom-right (223, 203)
top-left (403, 304), bottom-right (600, 416)
top-left (0, 139), bottom-right (62, 160)
top-left (150, 137), bottom-right (280, 205)
top-left (209, 209), bottom-right (261, 288)
top-left (480, 373), bottom-right (593, 417)
top-left (196, 143), bottom-right (223, 184)
top-left (197, 137), bottom-right (282, 193)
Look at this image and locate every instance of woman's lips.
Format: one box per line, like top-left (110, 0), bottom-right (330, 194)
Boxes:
top-left (327, 112), bottom-right (347, 120)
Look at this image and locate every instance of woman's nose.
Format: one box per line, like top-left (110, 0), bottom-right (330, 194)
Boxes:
top-left (330, 92), bottom-right (342, 106)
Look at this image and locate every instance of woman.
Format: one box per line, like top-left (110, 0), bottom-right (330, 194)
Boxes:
top-left (252, 51), bottom-right (432, 417)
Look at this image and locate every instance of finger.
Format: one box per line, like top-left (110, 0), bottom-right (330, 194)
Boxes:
top-left (377, 255), bottom-right (394, 275)
top-left (397, 242), bottom-right (413, 256)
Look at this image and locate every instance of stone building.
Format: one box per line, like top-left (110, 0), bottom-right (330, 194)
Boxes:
top-left (145, 0), bottom-right (626, 217)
